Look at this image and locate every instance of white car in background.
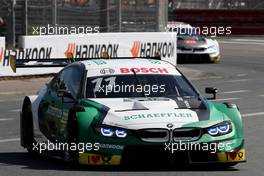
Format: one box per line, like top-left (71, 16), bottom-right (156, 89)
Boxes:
top-left (167, 22), bottom-right (220, 63)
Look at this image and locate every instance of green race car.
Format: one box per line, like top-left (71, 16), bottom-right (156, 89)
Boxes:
top-left (20, 58), bottom-right (246, 167)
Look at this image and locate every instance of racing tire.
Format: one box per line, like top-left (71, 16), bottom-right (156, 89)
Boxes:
top-left (21, 104), bottom-right (38, 155)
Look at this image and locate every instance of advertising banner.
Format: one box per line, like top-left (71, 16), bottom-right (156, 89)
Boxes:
top-left (0, 32), bottom-right (177, 76)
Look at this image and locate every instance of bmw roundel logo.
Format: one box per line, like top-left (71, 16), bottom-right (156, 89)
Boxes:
top-left (100, 68), bottom-right (115, 74)
top-left (167, 123), bottom-right (174, 128)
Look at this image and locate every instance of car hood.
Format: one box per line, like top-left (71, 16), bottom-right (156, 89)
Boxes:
top-left (87, 97), bottom-right (210, 130)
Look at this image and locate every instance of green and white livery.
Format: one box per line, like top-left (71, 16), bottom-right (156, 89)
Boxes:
top-left (20, 58), bottom-right (245, 167)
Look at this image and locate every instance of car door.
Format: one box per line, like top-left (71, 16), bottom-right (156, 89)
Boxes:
top-left (38, 69), bottom-right (66, 141)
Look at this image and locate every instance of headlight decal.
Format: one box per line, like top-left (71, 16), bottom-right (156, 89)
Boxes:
top-left (101, 128), bottom-right (114, 137)
top-left (98, 126), bottom-right (128, 138)
top-left (208, 127), bottom-right (218, 136)
top-left (218, 124), bottom-right (230, 133)
top-left (207, 121), bottom-right (232, 136)
top-left (115, 129), bottom-right (127, 138)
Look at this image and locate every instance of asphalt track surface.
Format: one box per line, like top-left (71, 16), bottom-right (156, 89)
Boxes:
top-left (0, 37), bottom-right (264, 176)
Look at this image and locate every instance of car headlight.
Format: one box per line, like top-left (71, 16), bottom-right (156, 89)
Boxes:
top-left (99, 127), bottom-right (128, 138)
top-left (101, 128), bottom-right (114, 137)
top-left (115, 129), bottom-right (127, 138)
top-left (207, 121), bottom-right (232, 136)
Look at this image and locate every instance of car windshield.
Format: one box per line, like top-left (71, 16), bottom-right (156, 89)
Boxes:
top-left (86, 74), bottom-right (198, 98)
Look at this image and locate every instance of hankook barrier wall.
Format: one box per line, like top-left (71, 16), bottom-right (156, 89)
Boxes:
top-left (0, 32), bottom-right (177, 76)
top-left (0, 37), bottom-right (4, 52)
top-left (0, 37), bottom-right (12, 77)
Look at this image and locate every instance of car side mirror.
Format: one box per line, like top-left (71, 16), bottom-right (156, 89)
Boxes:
top-left (205, 87), bottom-right (218, 100)
top-left (57, 89), bottom-right (74, 99)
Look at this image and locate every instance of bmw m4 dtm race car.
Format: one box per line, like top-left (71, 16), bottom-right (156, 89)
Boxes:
top-left (19, 56), bottom-right (245, 167)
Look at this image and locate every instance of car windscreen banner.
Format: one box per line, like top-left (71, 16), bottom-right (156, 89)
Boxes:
top-left (0, 32), bottom-right (177, 76)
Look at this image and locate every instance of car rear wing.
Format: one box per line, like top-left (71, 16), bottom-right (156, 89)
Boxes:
top-left (8, 56), bottom-right (73, 73)
top-left (8, 52), bottom-right (161, 73)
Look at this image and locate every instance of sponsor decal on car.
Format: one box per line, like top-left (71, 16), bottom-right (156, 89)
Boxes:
top-left (217, 149), bottom-right (246, 162)
top-left (120, 67), bottom-right (169, 74)
top-left (93, 60), bottom-right (107, 65)
top-left (124, 112), bottom-right (194, 121)
top-left (99, 143), bottom-right (124, 150)
top-left (87, 66), bottom-right (180, 77)
top-left (100, 68), bottom-right (115, 75)
top-left (148, 59), bottom-right (162, 64)
top-left (79, 153), bottom-right (121, 165)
